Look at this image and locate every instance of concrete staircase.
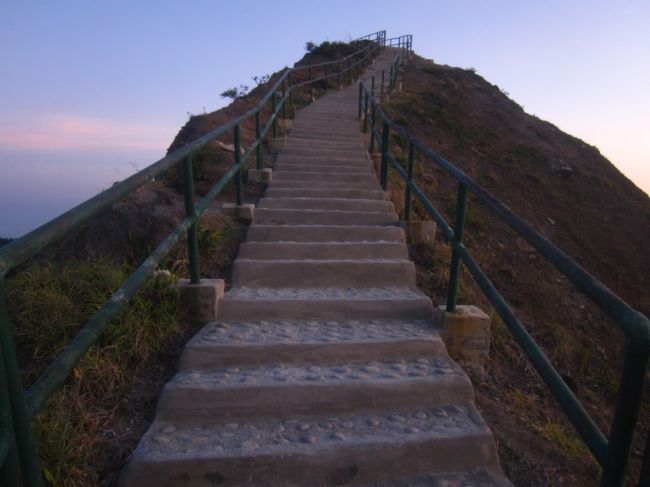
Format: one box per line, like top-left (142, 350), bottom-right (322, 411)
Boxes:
top-left (120, 49), bottom-right (511, 486)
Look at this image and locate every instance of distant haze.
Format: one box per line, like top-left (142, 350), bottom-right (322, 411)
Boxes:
top-left (1, 0), bottom-right (648, 237)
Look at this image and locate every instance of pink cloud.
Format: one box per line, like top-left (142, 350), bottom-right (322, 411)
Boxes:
top-left (0, 113), bottom-right (172, 151)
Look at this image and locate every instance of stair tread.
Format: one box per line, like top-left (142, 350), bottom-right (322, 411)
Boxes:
top-left (188, 319), bottom-right (437, 347)
top-left (171, 356), bottom-right (464, 388)
top-left (133, 403), bottom-right (489, 460)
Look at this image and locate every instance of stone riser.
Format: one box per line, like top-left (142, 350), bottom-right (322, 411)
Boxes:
top-left (218, 296), bottom-right (433, 321)
top-left (179, 336), bottom-right (446, 370)
top-left (253, 208), bottom-right (398, 226)
top-left (157, 373), bottom-right (473, 422)
top-left (244, 224), bottom-right (405, 243)
top-left (272, 171), bottom-right (376, 183)
top-left (237, 241), bottom-right (408, 260)
top-left (263, 188), bottom-right (386, 200)
top-left (258, 197), bottom-right (393, 212)
top-left (275, 163), bottom-right (373, 173)
top-left (231, 259), bottom-right (416, 288)
top-left (269, 180), bottom-right (379, 190)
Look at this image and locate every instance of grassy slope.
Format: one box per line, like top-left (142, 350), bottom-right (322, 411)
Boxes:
top-left (382, 55), bottom-right (650, 485)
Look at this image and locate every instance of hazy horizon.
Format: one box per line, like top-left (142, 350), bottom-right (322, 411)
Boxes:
top-left (2, 1), bottom-right (649, 238)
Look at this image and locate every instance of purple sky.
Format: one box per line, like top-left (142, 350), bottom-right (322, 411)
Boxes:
top-left (1, 0), bottom-right (648, 237)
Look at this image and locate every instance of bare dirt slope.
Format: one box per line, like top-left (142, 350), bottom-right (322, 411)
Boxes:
top-left (382, 55), bottom-right (650, 486)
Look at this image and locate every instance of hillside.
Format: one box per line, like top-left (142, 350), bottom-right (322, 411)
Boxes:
top-left (382, 54), bottom-right (650, 485)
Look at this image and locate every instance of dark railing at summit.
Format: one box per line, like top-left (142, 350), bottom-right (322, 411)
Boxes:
top-left (359, 45), bottom-right (649, 487)
top-left (0, 31), bottom-right (388, 487)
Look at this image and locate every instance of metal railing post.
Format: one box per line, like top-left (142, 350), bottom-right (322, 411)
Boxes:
top-left (288, 71), bottom-right (293, 107)
top-left (600, 341), bottom-right (650, 486)
top-left (358, 83), bottom-right (363, 119)
top-left (182, 156), bottom-right (201, 283)
top-left (255, 111), bottom-right (263, 170)
top-left (0, 280), bottom-right (44, 487)
top-left (389, 64), bottom-right (394, 90)
top-left (0, 334), bottom-right (20, 485)
top-left (234, 124), bottom-right (243, 207)
top-left (371, 76), bottom-right (375, 97)
top-left (380, 120), bottom-right (390, 190)
top-left (369, 102), bottom-right (376, 153)
top-left (281, 79), bottom-right (287, 119)
top-left (363, 92), bottom-right (369, 133)
top-left (404, 142), bottom-right (415, 220)
top-left (271, 93), bottom-right (278, 138)
top-left (446, 183), bottom-right (467, 311)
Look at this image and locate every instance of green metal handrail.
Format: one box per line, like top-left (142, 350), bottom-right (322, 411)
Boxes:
top-left (0, 31), bottom-right (385, 486)
top-left (360, 49), bottom-right (649, 487)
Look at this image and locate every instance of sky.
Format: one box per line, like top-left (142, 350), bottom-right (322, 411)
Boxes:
top-left (1, 0), bottom-right (649, 237)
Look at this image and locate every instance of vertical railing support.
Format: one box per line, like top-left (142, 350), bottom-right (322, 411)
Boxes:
top-left (234, 124), bottom-right (243, 207)
top-left (0, 280), bottom-right (45, 487)
top-left (347, 57), bottom-right (351, 83)
top-left (389, 64), bottom-right (394, 90)
top-left (281, 80), bottom-right (287, 119)
top-left (358, 83), bottom-right (363, 119)
top-left (404, 142), bottom-right (415, 221)
top-left (0, 336), bottom-right (20, 486)
top-left (182, 156), bottom-right (200, 284)
top-left (255, 111), bottom-right (263, 170)
top-left (600, 341), bottom-right (650, 487)
top-left (371, 76), bottom-right (375, 97)
top-left (446, 183), bottom-right (467, 311)
top-left (288, 71), bottom-right (293, 107)
top-left (369, 102), bottom-right (376, 153)
top-left (363, 92), bottom-right (369, 133)
top-left (271, 93), bottom-right (278, 138)
top-left (380, 120), bottom-right (390, 190)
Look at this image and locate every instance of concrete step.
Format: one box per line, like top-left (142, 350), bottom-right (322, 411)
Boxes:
top-left (253, 208), bottom-right (398, 226)
top-left (258, 197), bottom-right (393, 212)
top-left (231, 259), bottom-right (416, 288)
top-left (218, 286), bottom-right (433, 321)
top-left (245, 224), bottom-right (406, 243)
top-left (238, 241), bottom-right (408, 260)
top-left (269, 179), bottom-right (379, 190)
top-left (281, 147), bottom-right (369, 159)
top-left (276, 153), bottom-right (371, 166)
top-left (272, 170), bottom-right (377, 183)
top-left (275, 163), bottom-right (373, 173)
top-left (285, 139), bottom-right (363, 151)
top-left (264, 187), bottom-right (386, 200)
top-left (157, 357), bottom-right (473, 421)
top-left (120, 404), bottom-right (499, 486)
top-left (287, 133), bottom-right (362, 143)
top-left (179, 319), bottom-right (443, 369)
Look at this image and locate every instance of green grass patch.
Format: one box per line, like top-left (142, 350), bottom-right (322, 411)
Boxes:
top-left (6, 259), bottom-right (181, 485)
